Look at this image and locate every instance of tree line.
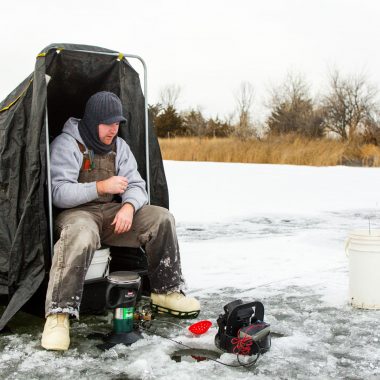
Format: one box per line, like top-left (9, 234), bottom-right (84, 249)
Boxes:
top-left (150, 70), bottom-right (380, 143)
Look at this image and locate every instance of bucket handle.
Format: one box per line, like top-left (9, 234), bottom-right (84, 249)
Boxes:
top-left (102, 257), bottom-right (112, 278)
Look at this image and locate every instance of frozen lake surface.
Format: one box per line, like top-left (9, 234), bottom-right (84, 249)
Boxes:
top-left (1, 161), bottom-right (380, 379)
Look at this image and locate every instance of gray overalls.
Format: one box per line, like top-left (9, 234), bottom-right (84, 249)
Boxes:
top-left (45, 143), bottom-right (184, 318)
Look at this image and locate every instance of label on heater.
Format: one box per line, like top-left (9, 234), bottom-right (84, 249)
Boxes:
top-left (239, 322), bottom-right (271, 342)
top-left (115, 307), bottom-right (134, 320)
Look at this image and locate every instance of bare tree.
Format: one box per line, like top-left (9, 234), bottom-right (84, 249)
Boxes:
top-left (150, 84), bottom-right (185, 137)
top-left (266, 72), bottom-right (323, 137)
top-left (321, 70), bottom-right (379, 140)
top-left (159, 84), bottom-right (182, 109)
top-left (362, 119), bottom-right (380, 145)
top-left (269, 72), bottom-right (309, 108)
top-left (181, 108), bottom-right (207, 136)
top-left (234, 81), bottom-right (255, 139)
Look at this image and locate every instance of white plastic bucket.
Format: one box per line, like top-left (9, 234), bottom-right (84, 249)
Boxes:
top-left (346, 229), bottom-right (380, 309)
top-left (85, 248), bottom-right (111, 281)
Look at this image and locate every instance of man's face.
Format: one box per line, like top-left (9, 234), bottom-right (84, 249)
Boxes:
top-left (98, 122), bottom-right (120, 145)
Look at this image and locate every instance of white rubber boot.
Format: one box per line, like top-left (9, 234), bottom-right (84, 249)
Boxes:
top-left (41, 313), bottom-right (70, 351)
top-left (151, 292), bottom-right (200, 318)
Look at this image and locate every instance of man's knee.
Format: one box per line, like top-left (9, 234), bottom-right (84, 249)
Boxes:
top-left (158, 207), bottom-right (174, 221)
top-left (154, 207), bottom-right (175, 229)
top-left (136, 205), bottom-right (175, 228)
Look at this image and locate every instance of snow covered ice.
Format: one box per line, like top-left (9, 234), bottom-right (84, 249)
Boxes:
top-left (1, 161), bottom-right (380, 379)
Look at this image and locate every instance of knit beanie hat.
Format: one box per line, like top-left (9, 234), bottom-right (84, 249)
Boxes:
top-left (78, 91), bottom-right (126, 154)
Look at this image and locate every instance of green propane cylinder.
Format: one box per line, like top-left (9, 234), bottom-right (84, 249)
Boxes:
top-left (114, 307), bottom-right (134, 333)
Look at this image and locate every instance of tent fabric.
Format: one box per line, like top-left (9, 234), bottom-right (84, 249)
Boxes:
top-left (0, 43), bottom-right (169, 330)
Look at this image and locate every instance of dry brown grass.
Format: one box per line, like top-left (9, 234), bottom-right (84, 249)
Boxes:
top-left (158, 136), bottom-right (380, 166)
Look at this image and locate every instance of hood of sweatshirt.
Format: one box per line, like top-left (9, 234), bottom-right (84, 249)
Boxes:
top-left (61, 117), bottom-right (85, 146)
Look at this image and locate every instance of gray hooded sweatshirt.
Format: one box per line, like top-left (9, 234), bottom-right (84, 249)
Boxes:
top-left (50, 117), bottom-right (148, 211)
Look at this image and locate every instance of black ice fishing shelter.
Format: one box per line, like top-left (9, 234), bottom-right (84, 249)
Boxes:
top-left (0, 43), bottom-right (169, 331)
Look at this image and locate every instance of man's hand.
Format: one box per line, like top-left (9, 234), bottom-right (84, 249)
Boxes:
top-left (97, 176), bottom-right (128, 196)
top-left (111, 203), bottom-right (135, 234)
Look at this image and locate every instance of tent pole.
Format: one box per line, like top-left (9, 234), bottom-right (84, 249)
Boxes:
top-left (123, 54), bottom-right (150, 204)
top-left (45, 102), bottom-right (54, 257)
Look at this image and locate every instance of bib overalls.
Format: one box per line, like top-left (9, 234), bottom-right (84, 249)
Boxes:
top-left (45, 144), bottom-right (184, 318)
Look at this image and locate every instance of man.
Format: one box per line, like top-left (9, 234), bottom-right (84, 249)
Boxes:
top-left (41, 91), bottom-right (200, 351)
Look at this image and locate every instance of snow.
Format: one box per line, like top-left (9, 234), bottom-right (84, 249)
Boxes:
top-left (166, 161), bottom-right (380, 222)
top-left (1, 161), bottom-right (380, 379)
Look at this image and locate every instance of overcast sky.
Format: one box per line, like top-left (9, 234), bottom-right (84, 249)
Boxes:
top-left (1, 0), bottom-right (379, 120)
